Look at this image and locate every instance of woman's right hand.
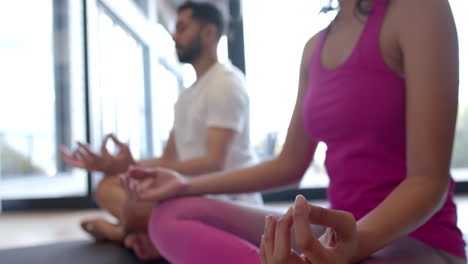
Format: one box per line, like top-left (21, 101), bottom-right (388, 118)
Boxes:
top-left (120, 166), bottom-right (189, 202)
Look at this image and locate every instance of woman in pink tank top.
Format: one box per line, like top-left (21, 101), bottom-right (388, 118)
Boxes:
top-left (121, 0), bottom-right (466, 263)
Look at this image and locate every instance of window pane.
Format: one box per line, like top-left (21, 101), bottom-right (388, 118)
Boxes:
top-left (90, 8), bottom-right (150, 160)
top-left (150, 25), bottom-right (182, 155)
top-left (0, 0), bottom-right (87, 200)
top-left (243, 0), bottom-right (334, 188)
top-left (133, 0), bottom-right (149, 18)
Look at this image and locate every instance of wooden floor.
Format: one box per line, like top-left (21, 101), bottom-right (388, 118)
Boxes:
top-left (1, 196), bottom-right (467, 250)
top-left (0, 209), bottom-right (110, 249)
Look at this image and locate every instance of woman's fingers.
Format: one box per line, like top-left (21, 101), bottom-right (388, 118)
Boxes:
top-left (127, 166), bottom-right (158, 179)
top-left (293, 195), bottom-right (357, 263)
top-left (260, 235), bottom-right (268, 264)
top-left (137, 180), bottom-right (178, 201)
top-left (304, 199), bottom-right (356, 240)
top-left (120, 175), bottom-right (141, 200)
top-left (263, 215), bottom-right (277, 262)
top-left (121, 167), bottom-right (162, 200)
top-left (273, 207), bottom-right (294, 262)
top-left (293, 195), bottom-right (328, 262)
top-left (291, 252), bottom-right (309, 263)
top-left (262, 207), bottom-right (312, 264)
top-left (119, 174), bottom-right (129, 192)
top-left (124, 167), bottom-right (185, 201)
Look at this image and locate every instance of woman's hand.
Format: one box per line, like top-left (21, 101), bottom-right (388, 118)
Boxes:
top-left (260, 206), bottom-right (311, 264)
top-left (60, 133), bottom-right (135, 176)
top-left (120, 166), bottom-right (189, 202)
top-left (261, 195), bottom-right (358, 264)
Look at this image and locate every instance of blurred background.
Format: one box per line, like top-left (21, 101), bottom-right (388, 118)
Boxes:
top-left (0, 0), bottom-right (467, 211)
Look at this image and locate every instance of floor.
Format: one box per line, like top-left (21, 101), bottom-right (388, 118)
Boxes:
top-left (0, 196), bottom-right (467, 250)
top-left (0, 209), bottom-right (110, 249)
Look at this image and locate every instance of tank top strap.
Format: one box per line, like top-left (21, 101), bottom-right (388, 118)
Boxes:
top-left (309, 26), bottom-right (330, 72)
top-left (362, 0), bottom-right (389, 40)
top-left (352, 0), bottom-right (390, 68)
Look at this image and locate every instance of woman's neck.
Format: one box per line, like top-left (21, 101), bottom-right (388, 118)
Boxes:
top-left (335, 0), bottom-right (372, 22)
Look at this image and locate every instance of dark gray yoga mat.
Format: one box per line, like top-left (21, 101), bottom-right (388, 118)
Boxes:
top-left (0, 236), bottom-right (465, 263)
top-left (0, 240), bottom-right (169, 264)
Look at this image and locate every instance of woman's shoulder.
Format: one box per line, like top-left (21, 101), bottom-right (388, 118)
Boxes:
top-left (300, 30), bottom-right (325, 74)
top-left (388, 0), bottom-right (453, 22)
top-left (303, 31), bottom-right (324, 60)
top-left (386, 0), bottom-right (455, 48)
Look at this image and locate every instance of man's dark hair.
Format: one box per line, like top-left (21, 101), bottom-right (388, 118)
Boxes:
top-left (178, 1), bottom-right (224, 40)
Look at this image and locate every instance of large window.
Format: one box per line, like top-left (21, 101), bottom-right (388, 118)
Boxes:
top-left (243, 0), bottom-right (468, 191)
top-left (0, 0), bottom-right (87, 203)
top-left (91, 6), bottom-right (151, 159)
top-left (86, 0), bottom-right (183, 187)
top-left (0, 0), bottom-right (183, 210)
top-left (148, 25), bottom-right (185, 155)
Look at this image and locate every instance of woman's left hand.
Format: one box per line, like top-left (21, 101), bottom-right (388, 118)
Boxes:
top-left (120, 166), bottom-right (189, 202)
top-left (260, 195), bottom-right (358, 264)
top-left (260, 205), bottom-right (310, 264)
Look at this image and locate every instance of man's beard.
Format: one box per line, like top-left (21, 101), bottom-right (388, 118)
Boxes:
top-left (177, 36), bottom-right (202, 64)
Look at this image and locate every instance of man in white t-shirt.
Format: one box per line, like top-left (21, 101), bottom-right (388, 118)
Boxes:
top-left (60, 1), bottom-right (261, 256)
top-left (173, 61), bottom-right (262, 204)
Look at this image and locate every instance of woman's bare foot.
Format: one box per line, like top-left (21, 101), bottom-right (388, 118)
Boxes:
top-left (80, 218), bottom-right (125, 243)
top-left (124, 232), bottom-right (162, 261)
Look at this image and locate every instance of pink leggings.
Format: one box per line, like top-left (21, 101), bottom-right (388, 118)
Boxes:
top-left (147, 197), bottom-right (465, 264)
top-left (148, 197), bottom-right (265, 264)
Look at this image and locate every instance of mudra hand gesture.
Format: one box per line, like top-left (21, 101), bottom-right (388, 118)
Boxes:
top-left (60, 133), bottom-right (134, 176)
top-left (260, 195), bottom-right (358, 264)
top-left (120, 166), bottom-right (189, 202)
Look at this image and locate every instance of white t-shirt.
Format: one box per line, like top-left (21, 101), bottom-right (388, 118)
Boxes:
top-left (173, 62), bottom-right (262, 205)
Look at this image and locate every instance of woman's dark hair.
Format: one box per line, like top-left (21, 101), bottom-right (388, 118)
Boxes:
top-left (322, 0), bottom-right (372, 16)
top-left (178, 1), bottom-right (224, 40)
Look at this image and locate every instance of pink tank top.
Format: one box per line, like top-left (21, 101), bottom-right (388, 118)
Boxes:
top-left (303, 0), bottom-right (466, 258)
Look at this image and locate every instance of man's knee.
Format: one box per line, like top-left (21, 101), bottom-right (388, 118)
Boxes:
top-left (94, 175), bottom-right (122, 206)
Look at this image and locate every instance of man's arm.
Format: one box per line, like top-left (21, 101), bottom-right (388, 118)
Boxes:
top-left (138, 127), bottom-right (236, 175)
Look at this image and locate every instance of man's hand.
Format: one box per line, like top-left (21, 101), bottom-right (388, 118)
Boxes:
top-left (60, 134), bottom-right (135, 175)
